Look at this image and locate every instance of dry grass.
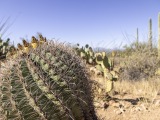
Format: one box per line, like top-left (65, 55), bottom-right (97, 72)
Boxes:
top-left (116, 41), bottom-right (159, 81)
top-left (90, 41), bottom-right (160, 119)
top-left (114, 77), bottom-right (160, 100)
top-left (94, 76), bottom-right (160, 120)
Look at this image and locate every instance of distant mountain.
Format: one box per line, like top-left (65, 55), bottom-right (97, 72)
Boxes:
top-left (93, 47), bottom-right (122, 52)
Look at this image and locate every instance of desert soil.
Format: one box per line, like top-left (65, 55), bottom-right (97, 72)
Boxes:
top-left (1, 62), bottom-right (160, 120)
top-left (90, 75), bottom-right (160, 120)
top-left (95, 93), bottom-right (160, 120)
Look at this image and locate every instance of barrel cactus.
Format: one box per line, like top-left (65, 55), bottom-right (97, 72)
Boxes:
top-left (31, 36), bottom-right (39, 49)
top-left (0, 40), bottom-right (97, 120)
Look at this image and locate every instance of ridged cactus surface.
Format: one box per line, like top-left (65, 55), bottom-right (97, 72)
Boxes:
top-left (0, 40), bottom-right (97, 120)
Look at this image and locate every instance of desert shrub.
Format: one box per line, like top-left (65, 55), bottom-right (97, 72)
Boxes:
top-left (119, 41), bottom-right (159, 81)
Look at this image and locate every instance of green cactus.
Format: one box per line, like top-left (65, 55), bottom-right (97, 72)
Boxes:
top-left (136, 28), bottom-right (139, 44)
top-left (74, 44), bottom-right (96, 65)
top-left (0, 38), bottom-right (11, 60)
top-left (80, 47), bottom-right (87, 59)
top-left (87, 47), bottom-right (95, 64)
top-left (88, 47), bottom-right (94, 57)
top-left (74, 43), bottom-right (81, 55)
top-left (94, 52), bottom-right (118, 93)
top-left (95, 52), bottom-right (111, 70)
top-left (148, 18), bottom-right (152, 50)
top-left (136, 28), bottom-right (139, 49)
top-left (73, 43), bottom-right (118, 94)
top-left (84, 44), bottom-right (90, 55)
top-left (0, 40), bottom-right (97, 120)
top-left (158, 13), bottom-right (160, 59)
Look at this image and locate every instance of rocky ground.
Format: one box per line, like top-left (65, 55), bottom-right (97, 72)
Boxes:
top-left (90, 74), bottom-right (160, 120)
top-left (1, 61), bottom-right (160, 120)
top-left (95, 93), bottom-right (160, 120)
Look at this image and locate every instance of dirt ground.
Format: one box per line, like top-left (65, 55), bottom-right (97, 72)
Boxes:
top-left (1, 61), bottom-right (160, 120)
top-left (90, 74), bottom-right (160, 120)
top-left (95, 93), bottom-right (160, 120)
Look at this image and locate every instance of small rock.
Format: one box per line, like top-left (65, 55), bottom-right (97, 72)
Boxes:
top-left (115, 110), bottom-right (123, 115)
top-left (103, 103), bottom-right (109, 109)
top-left (119, 101), bottom-right (132, 109)
top-left (140, 103), bottom-right (148, 111)
top-left (132, 104), bottom-right (147, 112)
top-left (135, 106), bottom-right (142, 111)
top-left (109, 100), bottom-right (120, 108)
top-left (153, 99), bottom-right (160, 106)
top-left (114, 107), bottom-right (125, 115)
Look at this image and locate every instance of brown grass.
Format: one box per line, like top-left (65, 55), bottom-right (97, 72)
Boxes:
top-left (94, 76), bottom-right (160, 120)
top-left (114, 77), bottom-right (160, 100)
top-left (90, 41), bottom-right (160, 119)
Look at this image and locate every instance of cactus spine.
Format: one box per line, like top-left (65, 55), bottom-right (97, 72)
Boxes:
top-left (0, 38), bottom-right (97, 120)
top-left (148, 18), bottom-right (152, 50)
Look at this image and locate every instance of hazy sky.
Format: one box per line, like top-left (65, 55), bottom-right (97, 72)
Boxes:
top-left (0, 0), bottom-right (160, 49)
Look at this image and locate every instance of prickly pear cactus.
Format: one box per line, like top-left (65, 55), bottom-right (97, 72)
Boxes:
top-left (6, 45), bottom-right (17, 58)
top-left (0, 38), bottom-right (10, 60)
top-left (73, 43), bottom-right (118, 94)
top-left (95, 52), bottom-right (118, 93)
top-left (74, 44), bottom-right (95, 65)
top-left (95, 52), bottom-right (112, 72)
top-left (0, 40), bottom-right (97, 120)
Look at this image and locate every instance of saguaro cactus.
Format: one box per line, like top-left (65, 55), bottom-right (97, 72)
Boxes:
top-left (136, 28), bottom-right (139, 43)
top-left (135, 28), bottom-right (139, 49)
top-left (158, 13), bottom-right (160, 59)
top-left (148, 18), bottom-right (152, 50)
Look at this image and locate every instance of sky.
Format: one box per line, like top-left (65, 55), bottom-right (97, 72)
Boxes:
top-left (0, 0), bottom-right (160, 49)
